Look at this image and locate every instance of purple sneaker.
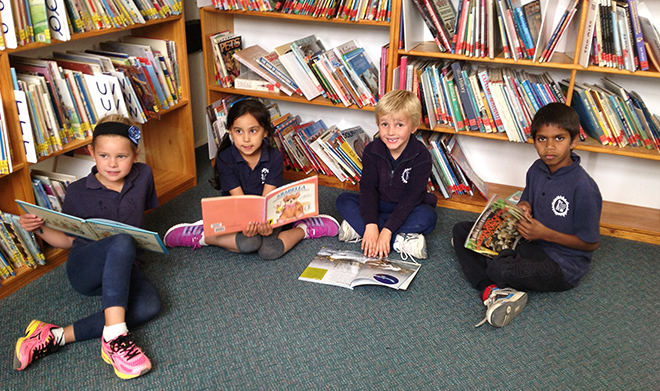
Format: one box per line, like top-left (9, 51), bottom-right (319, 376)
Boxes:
top-left (164, 220), bottom-right (205, 249)
top-left (294, 215), bottom-right (340, 239)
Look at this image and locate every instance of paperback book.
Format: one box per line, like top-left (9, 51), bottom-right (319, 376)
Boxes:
top-left (464, 194), bottom-right (526, 257)
top-left (16, 200), bottom-right (168, 253)
top-left (201, 176), bottom-right (319, 236)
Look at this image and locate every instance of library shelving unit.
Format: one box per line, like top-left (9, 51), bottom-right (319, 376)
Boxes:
top-left (0, 15), bottom-right (197, 299)
top-left (199, 2), bottom-right (660, 245)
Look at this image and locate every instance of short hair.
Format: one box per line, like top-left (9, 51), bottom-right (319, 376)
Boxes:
top-left (530, 102), bottom-right (580, 141)
top-left (374, 90), bottom-right (422, 127)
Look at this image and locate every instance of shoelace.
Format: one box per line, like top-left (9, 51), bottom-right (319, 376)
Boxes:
top-left (396, 237), bottom-right (422, 265)
top-left (109, 334), bottom-right (141, 361)
top-left (31, 332), bottom-right (58, 360)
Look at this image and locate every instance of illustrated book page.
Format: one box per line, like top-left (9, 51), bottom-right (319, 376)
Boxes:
top-left (464, 194), bottom-right (526, 258)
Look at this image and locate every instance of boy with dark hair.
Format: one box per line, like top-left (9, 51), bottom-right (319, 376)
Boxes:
top-left (452, 102), bottom-right (602, 328)
top-left (336, 90), bottom-right (437, 261)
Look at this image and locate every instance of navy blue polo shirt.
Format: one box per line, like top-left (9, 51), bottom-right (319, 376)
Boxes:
top-left (216, 140), bottom-right (283, 196)
top-left (359, 136), bottom-right (435, 233)
top-left (62, 162), bottom-right (159, 248)
top-left (520, 153), bottom-right (602, 286)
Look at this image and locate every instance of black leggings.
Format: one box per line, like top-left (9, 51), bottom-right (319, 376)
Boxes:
top-left (452, 221), bottom-right (574, 294)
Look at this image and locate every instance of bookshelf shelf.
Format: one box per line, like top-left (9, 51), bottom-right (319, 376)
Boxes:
top-left (0, 14), bottom-right (196, 298)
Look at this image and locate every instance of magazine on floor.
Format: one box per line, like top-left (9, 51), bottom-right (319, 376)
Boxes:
top-left (464, 194), bottom-right (526, 257)
top-left (298, 248), bottom-right (421, 290)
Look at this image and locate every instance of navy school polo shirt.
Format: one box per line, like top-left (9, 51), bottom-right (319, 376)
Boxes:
top-left (62, 162), bottom-right (159, 247)
top-left (216, 140), bottom-right (283, 196)
top-left (520, 153), bottom-right (602, 286)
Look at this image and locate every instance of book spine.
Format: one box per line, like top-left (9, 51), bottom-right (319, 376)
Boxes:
top-left (626, 0), bottom-right (648, 70)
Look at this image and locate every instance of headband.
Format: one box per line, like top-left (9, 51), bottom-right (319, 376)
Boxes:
top-left (93, 122), bottom-right (141, 146)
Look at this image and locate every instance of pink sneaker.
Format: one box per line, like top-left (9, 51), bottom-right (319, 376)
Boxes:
top-left (164, 220), bottom-right (205, 249)
top-left (101, 332), bottom-right (152, 380)
top-left (294, 214), bottom-right (340, 239)
top-left (14, 320), bottom-right (60, 370)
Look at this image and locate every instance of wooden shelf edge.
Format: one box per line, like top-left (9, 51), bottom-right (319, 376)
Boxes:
top-left (0, 248), bottom-right (68, 300)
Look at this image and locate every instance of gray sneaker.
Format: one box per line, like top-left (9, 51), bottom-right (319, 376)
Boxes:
top-left (475, 287), bottom-right (528, 328)
top-left (392, 233), bottom-right (427, 262)
top-left (338, 220), bottom-right (362, 243)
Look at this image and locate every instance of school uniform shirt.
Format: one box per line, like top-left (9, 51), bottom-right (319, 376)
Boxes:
top-left (62, 162), bottom-right (159, 248)
top-left (520, 153), bottom-right (602, 286)
top-left (216, 140), bottom-right (284, 196)
top-left (359, 136), bottom-right (435, 233)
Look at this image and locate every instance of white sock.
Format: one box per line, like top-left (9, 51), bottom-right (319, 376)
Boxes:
top-left (103, 322), bottom-right (128, 342)
top-left (296, 223), bottom-right (309, 239)
top-left (51, 327), bottom-right (66, 346)
top-left (199, 235), bottom-right (207, 246)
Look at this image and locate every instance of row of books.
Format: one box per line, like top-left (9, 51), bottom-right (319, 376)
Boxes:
top-left (397, 58), bottom-right (565, 143)
top-left (10, 36), bottom-right (181, 161)
top-left (566, 77), bottom-right (660, 149)
top-left (0, 0), bottom-right (182, 49)
top-left (232, 37), bottom-right (380, 107)
top-left (0, 94), bottom-right (12, 174)
top-left (211, 0), bottom-right (391, 22)
top-left (417, 131), bottom-right (488, 200)
top-left (0, 210), bottom-right (47, 281)
top-left (209, 31), bottom-right (242, 88)
top-left (580, 0), bottom-right (660, 71)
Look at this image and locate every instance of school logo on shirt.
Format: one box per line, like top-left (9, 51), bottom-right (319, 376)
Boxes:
top-left (551, 195), bottom-right (569, 217)
top-left (261, 168), bottom-right (269, 184)
top-left (401, 168), bottom-right (411, 184)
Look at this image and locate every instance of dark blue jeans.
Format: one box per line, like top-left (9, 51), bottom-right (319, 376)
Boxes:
top-left (67, 234), bottom-right (161, 342)
top-left (452, 221), bottom-right (573, 294)
top-left (336, 192), bottom-right (437, 245)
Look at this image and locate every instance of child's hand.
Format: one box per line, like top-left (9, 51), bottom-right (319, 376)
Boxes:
top-left (242, 222), bottom-right (261, 237)
top-left (361, 224), bottom-right (380, 258)
top-left (19, 214), bottom-right (44, 233)
top-left (517, 201), bottom-right (532, 219)
top-left (516, 217), bottom-right (547, 241)
top-left (375, 229), bottom-right (392, 259)
top-left (255, 221), bottom-right (273, 237)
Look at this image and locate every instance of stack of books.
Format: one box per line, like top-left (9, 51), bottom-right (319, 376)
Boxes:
top-left (0, 211), bottom-right (47, 282)
top-left (10, 37), bottom-right (181, 159)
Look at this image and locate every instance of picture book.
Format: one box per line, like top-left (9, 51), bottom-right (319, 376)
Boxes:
top-left (298, 248), bottom-right (421, 290)
top-left (16, 200), bottom-right (168, 253)
top-left (201, 176), bottom-right (319, 236)
top-left (464, 194), bottom-right (526, 258)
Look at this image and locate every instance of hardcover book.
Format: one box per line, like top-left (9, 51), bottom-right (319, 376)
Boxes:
top-left (16, 200), bottom-right (169, 253)
top-left (201, 176), bottom-right (319, 236)
top-left (298, 248), bottom-right (421, 290)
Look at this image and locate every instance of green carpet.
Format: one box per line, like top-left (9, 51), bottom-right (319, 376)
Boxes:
top-left (1, 147), bottom-right (658, 390)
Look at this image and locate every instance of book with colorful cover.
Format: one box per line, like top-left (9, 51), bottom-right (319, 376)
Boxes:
top-left (298, 248), bottom-right (421, 290)
top-left (16, 200), bottom-right (169, 253)
top-left (465, 194), bottom-right (526, 257)
top-left (201, 176), bottom-right (319, 236)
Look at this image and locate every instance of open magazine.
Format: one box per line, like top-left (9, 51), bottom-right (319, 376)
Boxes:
top-left (201, 176), bottom-right (319, 236)
top-left (16, 200), bottom-right (168, 253)
top-left (465, 194), bottom-right (527, 257)
top-left (298, 248), bottom-right (421, 290)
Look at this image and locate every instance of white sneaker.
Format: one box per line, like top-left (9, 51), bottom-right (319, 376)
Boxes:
top-left (475, 287), bottom-right (528, 328)
top-left (338, 220), bottom-right (362, 243)
top-left (392, 233), bottom-right (427, 262)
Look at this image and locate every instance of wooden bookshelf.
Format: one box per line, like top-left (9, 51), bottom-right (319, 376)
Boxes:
top-left (0, 14), bottom-right (197, 298)
top-left (201, 2), bottom-right (660, 245)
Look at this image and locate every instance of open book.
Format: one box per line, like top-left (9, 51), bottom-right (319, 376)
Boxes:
top-left (201, 176), bottom-right (319, 236)
top-left (298, 248), bottom-right (421, 290)
top-left (16, 200), bottom-right (168, 254)
top-left (465, 194), bottom-right (526, 258)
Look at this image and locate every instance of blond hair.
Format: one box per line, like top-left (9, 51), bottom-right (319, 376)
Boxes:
top-left (374, 90), bottom-right (422, 127)
top-left (96, 114), bottom-right (133, 126)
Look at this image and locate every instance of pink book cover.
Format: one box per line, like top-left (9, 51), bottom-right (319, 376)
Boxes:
top-left (201, 176), bottom-right (319, 236)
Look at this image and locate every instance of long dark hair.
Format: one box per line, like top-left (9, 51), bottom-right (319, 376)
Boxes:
top-left (211, 99), bottom-right (275, 190)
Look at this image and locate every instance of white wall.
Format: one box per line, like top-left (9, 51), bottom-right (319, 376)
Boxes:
top-left (184, 1), bottom-right (660, 209)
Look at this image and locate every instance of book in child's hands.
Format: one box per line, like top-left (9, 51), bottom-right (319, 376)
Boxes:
top-left (15, 200), bottom-right (168, 254)
top-left (201, 176), bottom-right (319, 236)
top-left (298, 248), bottom-right (421, 290)
top-left (464, 194), bottom-right (526, 258)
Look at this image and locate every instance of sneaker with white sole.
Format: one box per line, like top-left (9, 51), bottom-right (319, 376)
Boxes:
top-left (475, 287), bottom-right (528, 328)
top-left (293, 215), bottom-right (340, 239)
top-left (392, 233), bottom-right (427, 262)
top-left (164, 220), bottom-right (205, 249)
top-left (338, 220), bottom-right (362, 243)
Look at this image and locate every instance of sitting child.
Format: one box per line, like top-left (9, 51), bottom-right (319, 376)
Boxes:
top-left (336, 89), bottom-right (438, 261)
top-left (452, 103), bottom-right (602, 328)
top-left (164, 99), bottom-right (338, 259)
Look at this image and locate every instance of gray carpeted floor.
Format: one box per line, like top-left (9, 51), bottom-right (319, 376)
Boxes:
top-left (2, 147), bottom-right (659, 390)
